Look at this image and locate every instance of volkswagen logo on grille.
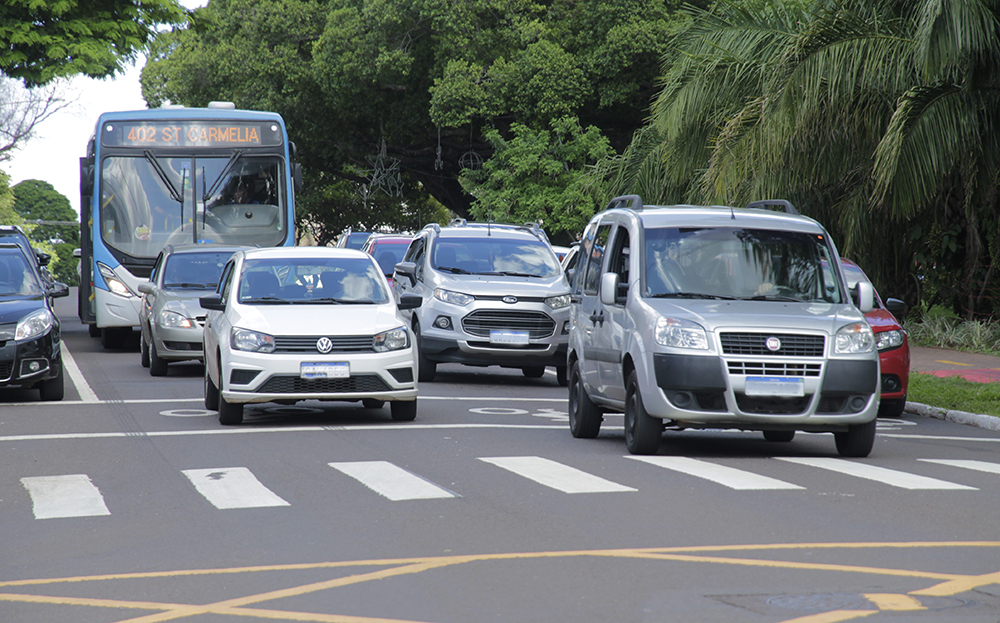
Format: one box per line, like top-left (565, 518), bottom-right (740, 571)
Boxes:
top-left (765, 336), bottom-right (782, 352)
top-left (502, 296), bottom-right (518, 304)
top-left (316, 337), bottom-right (333, 354)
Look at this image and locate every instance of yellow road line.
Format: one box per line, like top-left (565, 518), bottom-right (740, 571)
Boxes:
top-left (863, 593), bottom-right (925, 610)
top-left (780, 611), bottom-right (878, 622)
top-left (910, 569), bottom-right (1000, 597)
top-left (936, 360), bottom-right (973, 366)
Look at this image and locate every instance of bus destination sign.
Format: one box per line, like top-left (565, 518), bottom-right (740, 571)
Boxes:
top-left (102, 121), bottom-right (284, 148)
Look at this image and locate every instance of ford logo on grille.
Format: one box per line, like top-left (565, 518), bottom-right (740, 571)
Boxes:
top-left (316, 337), bottom-right (333, 354)
top-left (765, 336), bottom-right (782, 352)
top-left (502, 296), bottom-right (518, 304)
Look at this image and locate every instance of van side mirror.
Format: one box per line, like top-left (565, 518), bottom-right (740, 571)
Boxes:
top-left (600, 273), bottom-right (619, 306)
top-left (852, 281), bottom-right (874, 313)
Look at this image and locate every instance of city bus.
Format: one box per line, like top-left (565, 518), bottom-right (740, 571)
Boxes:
top-left (78, 103), bottom-right (302, 348)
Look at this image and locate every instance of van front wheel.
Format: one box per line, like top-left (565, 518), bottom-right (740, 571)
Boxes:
top-left (624, 371), bottom-right (661, 455)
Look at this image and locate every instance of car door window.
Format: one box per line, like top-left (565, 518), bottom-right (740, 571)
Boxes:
top-left (218, 261), bottom-right (235, 304)
top-left (606, 226), bottom-right (630, 304)
top-left (582, 223), bottom-right (612, 294)
top-left (150, 252), bottom-right (163, 284)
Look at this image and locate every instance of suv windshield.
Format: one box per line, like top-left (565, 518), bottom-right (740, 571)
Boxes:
top-left (163, 251), bottom-right (237, 290)
top-left (644, 227), bottom-right (844, 303)
top-left (432, 237), bottom-right (560, 277)
top-left (238, 257), bottom-right (389, 304)
top-left (0, 250), bottom-right (43, 297)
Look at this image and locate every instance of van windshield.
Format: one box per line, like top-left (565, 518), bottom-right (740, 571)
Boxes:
top-left (644, 227), bottom-right (845, 303)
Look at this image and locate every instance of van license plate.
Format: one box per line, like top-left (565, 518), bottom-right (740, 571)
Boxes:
top-left (745, 376), bottom-right (804, 397)
top-left (490, 330), bottom-right (529, 345)
top-left (301, 362), bottom-right (349, 379)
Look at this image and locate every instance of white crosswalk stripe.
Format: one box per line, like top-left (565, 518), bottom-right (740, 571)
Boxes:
top-left (625, 456), bottom-right (804, 490)
top-left (328, 461), bottom-right (457, 500)
top-left (918, 459), bottom-right (1000, 475)
top-left (776, 457), bottom-right (977, 490)
top-left (182, 467), bottom-right (290, 509)
top-left (479, 456), bottom-right (636, 493)
top-left (20, 474), bottom-right (111, 519)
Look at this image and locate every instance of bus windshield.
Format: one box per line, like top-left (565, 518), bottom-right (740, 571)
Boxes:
top-left (100, 154), bottom-right (285, 259)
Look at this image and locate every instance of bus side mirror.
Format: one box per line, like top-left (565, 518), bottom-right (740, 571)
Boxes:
top-left (292, 163), bottom-right (303, 192)
top-left (80, 158), bottom-right (94, 196)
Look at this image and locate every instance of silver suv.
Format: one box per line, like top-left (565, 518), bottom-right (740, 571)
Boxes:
top-left (393, 221), bottom-right (570, 383)
top-left (567, 196), bottom-right (880, 456)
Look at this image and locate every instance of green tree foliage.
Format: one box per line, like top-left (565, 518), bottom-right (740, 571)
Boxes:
top-left (593, 0), bottom-right (1000, 317)
top-left (0, 170), bottom-right (19, 224)
top-left (0, 0), bottom-right (187, 87)
top-left (141, 0), bottom-right (693, 240)
top-left (12, 179), bottom-right (79, 246)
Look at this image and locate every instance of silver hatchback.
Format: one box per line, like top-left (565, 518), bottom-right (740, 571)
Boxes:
top-left (139, 244), bottom-right (248, 376)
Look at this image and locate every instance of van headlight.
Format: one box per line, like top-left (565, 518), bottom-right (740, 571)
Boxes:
top-left (230, 327), bottom-right (275, 353)
top-left (434, 288), bottom-right (474, 306)
top-left (16, 309), bottom-right (54, 341)
top-left (654, 317), bottom-right (708, 349)
top-left (374, 326), bottom-right (409, 352)
top-left (97, 262), bottom-right (133, 298)
top-left (159, 310), bottom-right (194, 328)
top-left (835, 322), bottom-right (875, 353)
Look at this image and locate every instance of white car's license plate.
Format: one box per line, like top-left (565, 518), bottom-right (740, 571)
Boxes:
top-left (301, 362), bottom-right (350, 379)
top-left (490, 330), bottom-right (529, 345)
top-left (745, 376), bottom-right (804, 397)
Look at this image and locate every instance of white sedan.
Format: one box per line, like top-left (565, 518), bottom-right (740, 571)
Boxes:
top-left (200, 247), bottom-right (422, 425)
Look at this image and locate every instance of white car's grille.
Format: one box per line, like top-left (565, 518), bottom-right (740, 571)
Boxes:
top-left (273, 335), bottom-right (374, 353)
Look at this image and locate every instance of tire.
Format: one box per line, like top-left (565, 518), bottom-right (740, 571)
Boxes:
top-left (878, 397), bottom-right (906, 418)
top-left (835, 418), bottom-right (876, 457)
top-left (38, 360), bottom-right (64, 402)
top-left (390, 399), bottom-right (417, 421)
top-left (624, 370), bottom-right (661, 455)
top-left (568, 360), bottom-right (602, 438)
top-left (555, 365), bottom-right (568, 387)
top-left (204, 364), bottom-right (219, 411)
top-left (88, 323), bottom-right (101, 338)
top-left (362, 398), bottom-right (385, 409)
top-left (149, 340), bottom-right (168, 376)
top-left (140, 332), bottom-right (150, 368)
top-left (522, 366), bottom-right (545, 378)
top-left (414, 321), bottom-right (436, 382)
top-left (218, 394), bottom-right (244, 425)
top-left (763, 430), bottom-right (795, 442)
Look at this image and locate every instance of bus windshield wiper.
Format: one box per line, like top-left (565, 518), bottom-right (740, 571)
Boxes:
top-left (650, 292), bottom-right (738, 300)
top-left (203, 150), bottom-right (243, 201)
top-left (143, 151), bottom-right (182, 203)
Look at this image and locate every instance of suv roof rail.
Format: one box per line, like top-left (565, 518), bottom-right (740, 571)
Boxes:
top-left (606, 194), bottom-right (643, 211)
top-left (422, 223), bottom-right (442, 233)
top-left (449, 218), bottom-right (467, 227)
top-left (746, 199), bottom-right (799, 215)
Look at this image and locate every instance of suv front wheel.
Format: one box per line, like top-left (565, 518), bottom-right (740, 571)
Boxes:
top-left (625, 371), bottom-right (661, 455)
top-left (413, 320), bottom-right (436, 382)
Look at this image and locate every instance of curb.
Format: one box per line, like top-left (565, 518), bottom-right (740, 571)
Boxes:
top-left (904, 401), bottom-right (1000, 432)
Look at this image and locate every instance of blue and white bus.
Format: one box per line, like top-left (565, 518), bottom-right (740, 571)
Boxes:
top-left (78, 103), bottom-right (302, 347)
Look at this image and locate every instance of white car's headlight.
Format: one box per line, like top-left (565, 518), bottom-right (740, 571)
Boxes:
top-left (654, 316), bottom-right (708, 349)
top-left (434, 288), bottom-right (474, 306)
top-left (97, 262), bottom-right (133, 298)
top-left (159, 310), bottom-right (194, 329)
top-left (545, 294), bottom-right (571, 309)
top-left (230, 327), bottom-right (275, 353)
top-left (374, 326), bottom-right (410, 352)
top-left (835, 322), bottom-right (875, 353)
top-left (15, 309), bottom-right (54, 341)
top-left (875, 329), bottom-right (905, 351)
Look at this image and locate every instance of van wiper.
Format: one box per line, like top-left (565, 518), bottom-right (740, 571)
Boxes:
top-left (650, 292), bottom-right (738, 300)
top-left (497, 271), bottom-right (542, 277)
top-left (742, 295), bottom-right (807, 302)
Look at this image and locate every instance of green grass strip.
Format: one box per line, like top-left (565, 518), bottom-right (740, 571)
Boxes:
top-left (908, 372), bottom-right (1000, 417)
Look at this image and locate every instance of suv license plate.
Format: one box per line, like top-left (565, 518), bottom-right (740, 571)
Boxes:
top-left (490, 330), bottom-right (529, 345)
top-left (745, 376), bottom-right (804, 397)
top-left (301, 362), bottom-right (350, 379)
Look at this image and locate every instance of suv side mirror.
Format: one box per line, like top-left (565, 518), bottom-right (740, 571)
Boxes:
top-left (600, 273), bottom-right (619, 306)
top-left (398, 294), bottom-right (423, 310)
top-left (395, 261), bottom-right (417, 286)
top-left (851, 281), bottom-right (874, 313)
top-left (137, 282), bottom-right (155, 295)
top-left (49, 282), bottom-right (70, 298)
top-left (199, 293), bottom-right (226, 311)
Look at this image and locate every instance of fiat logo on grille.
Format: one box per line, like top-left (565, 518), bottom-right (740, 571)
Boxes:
top-left (765, 336), bottom-right (782, 352)
top-left (502, 296), bottom-right (518, 304)
top-left (316, 337), bottom-right (333, 354)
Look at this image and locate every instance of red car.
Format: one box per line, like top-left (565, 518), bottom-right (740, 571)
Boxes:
top-left (841, 259), bottom-right (910, 417)
top-left (361, 233), bottom-right (413, 287)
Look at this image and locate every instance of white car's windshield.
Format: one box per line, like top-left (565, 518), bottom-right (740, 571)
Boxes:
top-left (238, 257), bottom-right (389, 304)
top-left (644, 227), bottom-right (845, 303)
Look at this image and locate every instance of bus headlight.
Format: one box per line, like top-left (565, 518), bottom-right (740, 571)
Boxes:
top-left (15, 309), bottom-right (54, 341)
top-left (97, 262), bottom-right (133, 298)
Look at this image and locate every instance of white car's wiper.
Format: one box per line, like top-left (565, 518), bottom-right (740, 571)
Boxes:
top-left (650, 292), bottom-right (738, 300)
top-left (292, 297), bottom-right (341, 304)
top-left (241, 296), bottom-right (288, 304)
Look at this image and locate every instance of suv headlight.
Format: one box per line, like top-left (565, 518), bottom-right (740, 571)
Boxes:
top-left (15, 308), bottom-right (54, 341)
top-left (835, 322), bottom-right (875, 353)
top-left (654, 317), bottom-right (708, 349)
top-left (97, 262), bottom-right (133, 298)
top-left (230, 327), bottom-right (275, 353)
top-left (434, 288), bottom-right (474, 306)
top-left (374, 326), bottom-right (410, 352)
top-left (544, 294), bottom-right (571, 309)
top-left (875, 329), bottom-right (905, 351)
top-left (159, 310), bottom-right (194, 329)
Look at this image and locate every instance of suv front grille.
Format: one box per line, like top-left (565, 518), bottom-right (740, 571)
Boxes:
top-left (728, 361), bottom-right (822, 377)
top-left (462, 310), bottom-right (555, 339)
top-left (256, 374), bottom-right (389, 394)
top-left (273, 335), bottom-right (374, 353)
top-left (720, 333), bottom-right (824, 357)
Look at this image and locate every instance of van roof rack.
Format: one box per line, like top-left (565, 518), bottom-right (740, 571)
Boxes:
top-left (606, 194), bottom-right (643, 211)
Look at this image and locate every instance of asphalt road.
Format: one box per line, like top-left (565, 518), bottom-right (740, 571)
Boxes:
top-left (1, 290), bottom-right (999, 623)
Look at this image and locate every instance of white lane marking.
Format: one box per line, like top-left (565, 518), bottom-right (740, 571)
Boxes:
top-left (625, 456), bottom-right (804, 490)
top-left (182, 467), bottom-right (290, 509)
top-left (0, 396), bottom-right (565, 407)
top-left (776, 457), bottom-right (977, 490)
top-left (918, 459), bottom-right (1000, 475)
top-left (59, 342), bottom-right (99, 403)
top-left (879, 434), bottom-right (1000, 442)
top-left (479, 456), bottom-right (636, 494)
top-left (328, 461), bottom-right (457, 500)
top-left (20, 474), bottom-right (110, 519)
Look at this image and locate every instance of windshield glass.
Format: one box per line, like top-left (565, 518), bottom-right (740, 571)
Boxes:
top-left (432, 237), bottom-right (560, 277)
top-left (238, 257), bottom-right (389, 304)
top-left (163, 251), bottom-right (238, 290)
top-left (100, 155), bottom-right (285, 259)
top-left (644, 227), bottom-right (844, 303)
top-left (0, 250), bottom-right (42, 297)
top-left (371, 241), bottom-right (409, 276)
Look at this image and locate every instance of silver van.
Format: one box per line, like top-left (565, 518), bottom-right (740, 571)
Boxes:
top-left (567, 196), bottom-right (879, 456)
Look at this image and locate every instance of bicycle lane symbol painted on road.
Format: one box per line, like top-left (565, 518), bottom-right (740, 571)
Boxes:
top-left (469, 407), bottom-right (568, 421)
